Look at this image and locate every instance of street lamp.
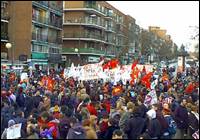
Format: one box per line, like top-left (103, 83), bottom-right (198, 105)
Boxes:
top-left (75, 48), bottom-right (80, 65)
top-left (6, 42), bottom-right (14, 67)
top-left (75, 48), bottom-right (79, 53)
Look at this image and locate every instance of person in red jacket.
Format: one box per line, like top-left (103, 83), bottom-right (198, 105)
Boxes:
top-left (87, 101), bottom-right (97, 116)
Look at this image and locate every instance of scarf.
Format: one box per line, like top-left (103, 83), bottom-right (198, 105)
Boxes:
top-left (191, 111), bottom-right (199, 122)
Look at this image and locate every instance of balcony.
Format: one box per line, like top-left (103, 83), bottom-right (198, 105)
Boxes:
top-left (32, 15), bottom-right (62, 29)
top-left (32, 1), bottom-right (49, 10)
top-left (1, 12), bottom-right (10, 21)
top-left (49, 19), bottom-right (62, 28)
top-left (32, 32), bottom-right (48, 42)
top-left (48, 2), bottom-right (62, 13)
top-left (1, 32), bottom-right (9, 41)
top-left (105, 26), bottom-right (115, 33)
top-left (64, 5), bottom-right (106, 17)
top-left (32, 32), bottom-right (62, 44)
top-left (62, 47), bottom-right (105, 56)
top-left (48, 37), bottom-right (62, 44)
top-left (63, 17), bottom-right (105, 30)
top-left (63, 33), bottom-right (106, 43)
top-left (32, 14), bottom-right (48, 25)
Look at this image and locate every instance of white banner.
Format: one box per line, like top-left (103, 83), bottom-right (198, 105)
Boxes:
top-left (64, 62), bottom-right (153, 82)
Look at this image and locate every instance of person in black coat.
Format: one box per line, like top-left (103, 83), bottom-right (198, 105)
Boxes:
top-left (104, 118), bottom-right (120, 139)
top-left (146, 109), bottom-right (162, 139)
top-left (16, 87), bottom-right (25, 110)
top-left (33, 90), bottom-right (42, 108)
top-left (174, 98), bottom-right (189, 139)
top-left (24, 93), bottom-right (34, 118)
top-left (137, 95), bottom-right (148, 118)
top-left (13, 110), bottom-right (27, 138)
top-left (124, 106), bottom-right (146, 139)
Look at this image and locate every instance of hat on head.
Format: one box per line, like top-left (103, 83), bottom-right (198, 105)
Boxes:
top-left (147, 109), bottom-right (156, 119)
top-left (8, 119), bottom-right (15, 127)
top-left (54, 105), bottom-right (60, 112)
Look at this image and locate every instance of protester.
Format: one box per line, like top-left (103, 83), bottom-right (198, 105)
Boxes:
top-left (112, 129), bottom-right (124, 139)
top-left (173, 97), bottom-right (189, 139)
top-left (124, 106), bottom-right (146, 139)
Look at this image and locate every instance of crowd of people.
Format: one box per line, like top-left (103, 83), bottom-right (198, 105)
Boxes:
top-left (1, 64), bottom-right (199, 139)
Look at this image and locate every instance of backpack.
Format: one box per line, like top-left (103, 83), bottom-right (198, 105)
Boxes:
top-left (165, 115), bottom-right (177, 135)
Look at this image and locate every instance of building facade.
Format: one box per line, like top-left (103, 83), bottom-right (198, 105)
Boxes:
top-left (1, 1), bottom-right (10, 64)
top-left (1, 1), bottom-right (63, 69)
top-left (62, 1), bottom-right (139, 66)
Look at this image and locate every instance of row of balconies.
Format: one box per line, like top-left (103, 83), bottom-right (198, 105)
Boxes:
top-left (62, 47), bottom-right (115, 56)
top-left (32, 32), bottom-right (62, 44)
top-left (32, 14), bottom-right (62, 28)
top-left (1, 32), bottom-right (9, 41)
top-left (33, 1), bottom-right (62, 12)
top-left (63, 33), bottom-right (119, 44)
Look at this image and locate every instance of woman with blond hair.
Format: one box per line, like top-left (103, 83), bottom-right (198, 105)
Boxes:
top-left (82, 119), bottom-right (98, 139)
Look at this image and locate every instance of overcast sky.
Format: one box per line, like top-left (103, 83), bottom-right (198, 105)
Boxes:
top-left (107, 1), bottom-right (199, 49)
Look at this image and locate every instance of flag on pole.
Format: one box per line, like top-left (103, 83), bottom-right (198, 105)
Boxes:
top-left (112, 85), bottom-right (123, 96)
top-left (184, 82), bottom-right (195, 94)
top-left (141, 72), bottom-right (153, 89)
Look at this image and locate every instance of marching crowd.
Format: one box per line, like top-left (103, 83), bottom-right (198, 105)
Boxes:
top-left (1, 64), bottom-right (199, 139)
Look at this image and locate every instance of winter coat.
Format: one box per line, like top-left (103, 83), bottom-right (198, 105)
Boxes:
top-left (59, 116), bottom-right (71, 139)
top-left (156, 110), bottom-right (169, 134)
top-left (124, 114), bottom-right (146, 139)
top-left (66, 123), bottom-right (86, 139)
top-left (26, 133), bottom-right (39, 139)
top-left (174, 105), bottom-right (189, 129)
top-left (24, 96), bottom-right (34, 117)
top-left (147, 118), bottom-right (162, 138)
top-left (13, 116), bottom-right (27, 138)
top-left (33, 95), bottom-right (42, 108)
top-left (16, 93), bottom-right (25, 108)
top-left (104, 125), bottom-right (120, 139)
top-left (138, 104), bottom-right (148, 118)
top-left (119, 112), bottom-right (131, 131)
top-left (188, 112), bottom-right (199, 135)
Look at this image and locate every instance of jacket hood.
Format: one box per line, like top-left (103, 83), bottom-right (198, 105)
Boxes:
top-left (72, 123), bottom-right (85, 134)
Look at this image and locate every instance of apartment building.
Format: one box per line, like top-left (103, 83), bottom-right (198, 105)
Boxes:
top-left (1, 1), bottom-right (9, 63)
top-left (1, 1), bottom-right (63, 69)
top-left (62, 1), bottom-right (138, 66)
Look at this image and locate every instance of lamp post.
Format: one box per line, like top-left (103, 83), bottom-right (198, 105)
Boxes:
top-left (75, 48), bottom-right (80, 65)
top-left (6, 42), bottom-right (14, 67)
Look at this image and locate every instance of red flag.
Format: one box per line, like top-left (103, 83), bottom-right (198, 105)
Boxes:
top-left (102, 63), bottom-right (110, 71)
top-left (141, 72), bottom-right (153, 89)
top-left (47, 77), bottom-right (55, 91)
top-left (131, 60), bottom-right (138, 70)
top-left (110, 59), bottom-right (119, 69)
top-left (184, 83), bottom-right (195, 94)
top-left (112, 86), bottom-right (122, 96)
top-left (102, 59), bottom-right (119, 70)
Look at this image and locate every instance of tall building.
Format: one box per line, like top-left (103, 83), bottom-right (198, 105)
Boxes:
top-left (1, 1), bottom-right (9, 63)
top-left (1, 1), bottom-right (63, 69)
top-left (62, 1), bottom-right (138, 66)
